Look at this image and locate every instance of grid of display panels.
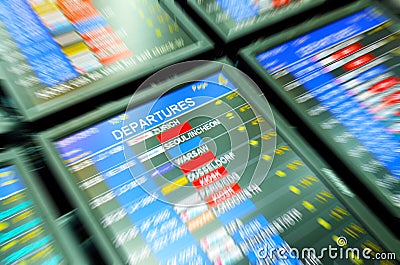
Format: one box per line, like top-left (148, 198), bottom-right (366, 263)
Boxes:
top-left (39, 63), bottom-right (399, 265)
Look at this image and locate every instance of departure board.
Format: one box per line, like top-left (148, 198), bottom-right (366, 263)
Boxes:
top-left (187, 0), bottom-right (324, 41)
top-left (0, 159), bottom-right (67, 264)
top-left (40, 64), bottom-right (398, 264)
top-left (0, 0), bottom-right (211, 120)
top-left (240, 2), bottom-right (400, 218)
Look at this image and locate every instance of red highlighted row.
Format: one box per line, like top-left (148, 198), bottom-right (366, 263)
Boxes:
top-left (382, 91), bottom-right (400, 106)
top-left (192, 167), bottom-right (228, 189)
top-left (180, 151), bottom-right (215, 174)
top-left (205, 183), bottom-right (242, 207)
top-left (332, 43), bottom-right (363, 61)
top-left (57, 0), bottom-right (100, 23)
top-left (157, 122), bottom-right (192, 143)
top-left (343, 54), bottom-right (375, 71)
top-left (369, 76), bottom-right (400, 93)
top-left (273, 0), bottom-right (291, 8)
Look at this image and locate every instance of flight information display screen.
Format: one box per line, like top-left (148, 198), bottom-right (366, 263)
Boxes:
top-left (0, 165), bottom-right (66, 264)
top-left (53, 70), bottom-right (395, 264)
top-left (0, 0), bottom-right (201, 119)
top-left (255, 5), bottom-right (400, 212)
top-left (189, 0), bottom-right (322, 40)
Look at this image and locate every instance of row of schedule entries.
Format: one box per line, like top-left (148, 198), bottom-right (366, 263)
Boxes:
top-left (57, 74), bottom-right (390, 265)
top-left (0, 0), bottom-right (131, 87)
top-left (0, 166), bottom-right (65, 265)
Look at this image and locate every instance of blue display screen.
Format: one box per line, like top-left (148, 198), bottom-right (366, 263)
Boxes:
top-left (0, 165), bottom-right (65, 264)
top-left (257, 7), bottom-right (400, 180)
top-left (215, 0), bottom-right (302, 23)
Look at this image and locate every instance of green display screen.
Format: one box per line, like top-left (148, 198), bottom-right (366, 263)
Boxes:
top-left (45, 66), bottom-right (397, 264)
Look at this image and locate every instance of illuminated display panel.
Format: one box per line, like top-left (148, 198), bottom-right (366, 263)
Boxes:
top-left (187, 0), bottom-right (324, 41)
top-left (247, 4), bottom-right (400, 216)
top-left (0, 164), bottom-right (66, 265)
top-left (0, 0), bottom-right (210, 120)
top-left (43, 66), bottom-right (396, 264)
